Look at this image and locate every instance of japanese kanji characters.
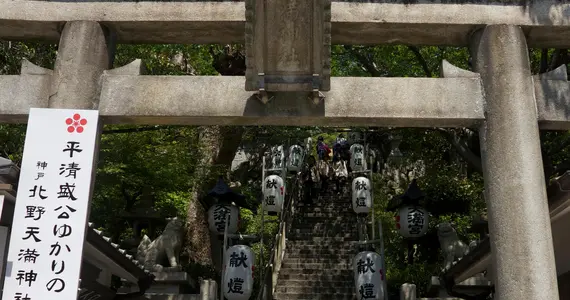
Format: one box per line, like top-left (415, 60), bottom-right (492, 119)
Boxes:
top-left (2, 109), bottom-right (99, 300)
top-left (396, 205), bottom-right (429, 238)
top-left (223, 245), bottom-right (254, 300)
top-left (207, 204), bottom-right (239, 235)
top-left (353, 251), bottom-right (384, 300)
top-left (352, 177), bottom-right (372, 214)
top-left (262, 175), bottom-right (285, 213)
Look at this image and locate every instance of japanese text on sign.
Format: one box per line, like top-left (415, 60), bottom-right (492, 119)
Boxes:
top-left (2, 109), bottom-right (99, 300)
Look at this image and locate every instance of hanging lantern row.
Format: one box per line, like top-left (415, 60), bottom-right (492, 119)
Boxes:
top-left (262, 174), bottom-right (286, 213)
top-left (352, 176), bottom-right (372, 214)
top-left (223, 245), bottom-right (255, 300)
top-left (395, 205), bottom-right (429, 238)
top-left (353, 251), bottom-right (385, 300)
top-left (207, 204), bottom-right (240, 235)
top-left (270, 144), bottom-right (306, 172)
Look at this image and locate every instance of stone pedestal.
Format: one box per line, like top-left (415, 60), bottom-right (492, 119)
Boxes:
top-left (401, 283), bottom-right (416, 300)
top-left (119, 272), bottom-right (197, 294)
top-left (427, 275), bottom-right (492, 299)
top-left (118, 273), bottom-right (219, 300)
top-left (146, 272), bottom-right (197, 294)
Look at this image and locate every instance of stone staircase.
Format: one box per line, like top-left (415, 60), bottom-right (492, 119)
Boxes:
top-left (274, 186), bottom-right (359, 300)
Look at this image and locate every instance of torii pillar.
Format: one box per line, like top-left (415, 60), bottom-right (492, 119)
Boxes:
top-left (471, 25), bottom-right (559, 300)
top-left (49, 21), bottom-right (111, 109)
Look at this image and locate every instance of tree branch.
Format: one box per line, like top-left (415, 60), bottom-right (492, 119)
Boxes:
top-left (344, 45), bottom-right (384, 77)
top-left (407, 46), bottom-right (432, 77)
top-left (436, 128), bottom-right (482, 174)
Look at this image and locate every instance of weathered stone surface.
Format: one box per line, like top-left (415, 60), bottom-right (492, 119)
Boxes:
top-left (274, 189), bottom-right (357, 300)
top-left (245, 0), bottom-right (331, 91)
top-left (534, 65), bottom-right (570, 130)
top-left (49, 20), bottom-right (109, 109)
top-left (136, 217), bottom-right (185, 272)
top-left (471, 25), bottom-right (559, 300)
top-left (96, 75), bottom-right (485, 127)
top-left (1, 1), bottom-right (570, 47)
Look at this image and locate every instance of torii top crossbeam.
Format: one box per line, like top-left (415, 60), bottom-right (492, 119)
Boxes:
top-left (1, 0), bottom-right (570, 47)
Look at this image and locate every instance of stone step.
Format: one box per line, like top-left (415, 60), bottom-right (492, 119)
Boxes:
top-left (282, 257), bottom-right (353, 265)
top-left (287, 238), bottom-right (359, 245)
top-left (285, 252), bottom-right (356, 260)
top-left (276, 285), bottom-right (354, 295)
top-left (297, 210), bottom-right (356, 214)
top-left (304, 198), bottom-right (351, 203)
top-left (291, 219), bottom-right (357, 226)
top-left (278, 280), bottom-right (354, 288)
top-left (281, 261), bottom-right (352, 269)
top-left (278, 268), bottom-right (353, 276)
top-left (286, 247), bottom-right (357, 256)
top-left (287, 233), bottom-right (357, 240)
top-left (297, 207), bottom-right (354, 213)
top-left (273, 292), bottom-right (355, 300)
top-left (292, 216), bottom-right (356, 223)
top-left (278, 273), bottom-right (353, 282)
top-left (291, 226), bottom-right (358, 233)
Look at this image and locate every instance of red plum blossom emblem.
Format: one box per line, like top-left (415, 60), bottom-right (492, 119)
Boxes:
top-left (65, 113), bottom-right (87, 133)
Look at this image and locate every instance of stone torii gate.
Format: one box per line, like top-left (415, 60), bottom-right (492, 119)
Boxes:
top-left (1, 1), bottom-right (570, 299)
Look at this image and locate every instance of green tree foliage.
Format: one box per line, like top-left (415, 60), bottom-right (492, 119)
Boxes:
top-left (0, 38), bottom-right (569, 299)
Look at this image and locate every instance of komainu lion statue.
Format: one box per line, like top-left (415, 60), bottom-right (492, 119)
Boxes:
top-left (136, 217), bottom-right (185, 272)
top-left (437, 222), bottom-right (477, 270)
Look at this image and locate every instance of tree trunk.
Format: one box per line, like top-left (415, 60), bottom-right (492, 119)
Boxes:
top-left (184, 125), bottom-right (245, 271)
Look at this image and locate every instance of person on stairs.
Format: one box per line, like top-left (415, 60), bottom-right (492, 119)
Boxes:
top-left (316, 136), bottom-right (331, 161)
top-left (302, 155), bottom-right (319, 205)
top-left (332, 134), bottom-right (350, 193)
top-left (332, 155), bottom-right (348, 194)
top-left (315, 136), bottom-right (332, 194)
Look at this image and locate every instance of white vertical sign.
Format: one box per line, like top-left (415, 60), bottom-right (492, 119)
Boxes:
top-left (2, 108), bottom-right (99, 300)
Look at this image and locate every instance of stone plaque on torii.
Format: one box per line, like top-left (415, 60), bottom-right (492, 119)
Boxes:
top-left (245, 0), bottom-right (330, 104)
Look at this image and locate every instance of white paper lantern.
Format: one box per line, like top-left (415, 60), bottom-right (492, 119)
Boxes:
top-left (352, 177), bottom-right (372, 214)
top-left (353, 251), bottom-right (385, 300)
top-left (396, 205), bottom-right (429, 238)
top-left (287, 145), bottom-right (304, 172)
top-left (350, 143), bottom-right (367, 172)
top-left (263, 175), bottom-right (285, 213)
top-left (207, 204), bottom-right (240, 235)
top-left (271, 145), bottom-right (285, 169)
top-left (223, 245), bottom-right (255, 300)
